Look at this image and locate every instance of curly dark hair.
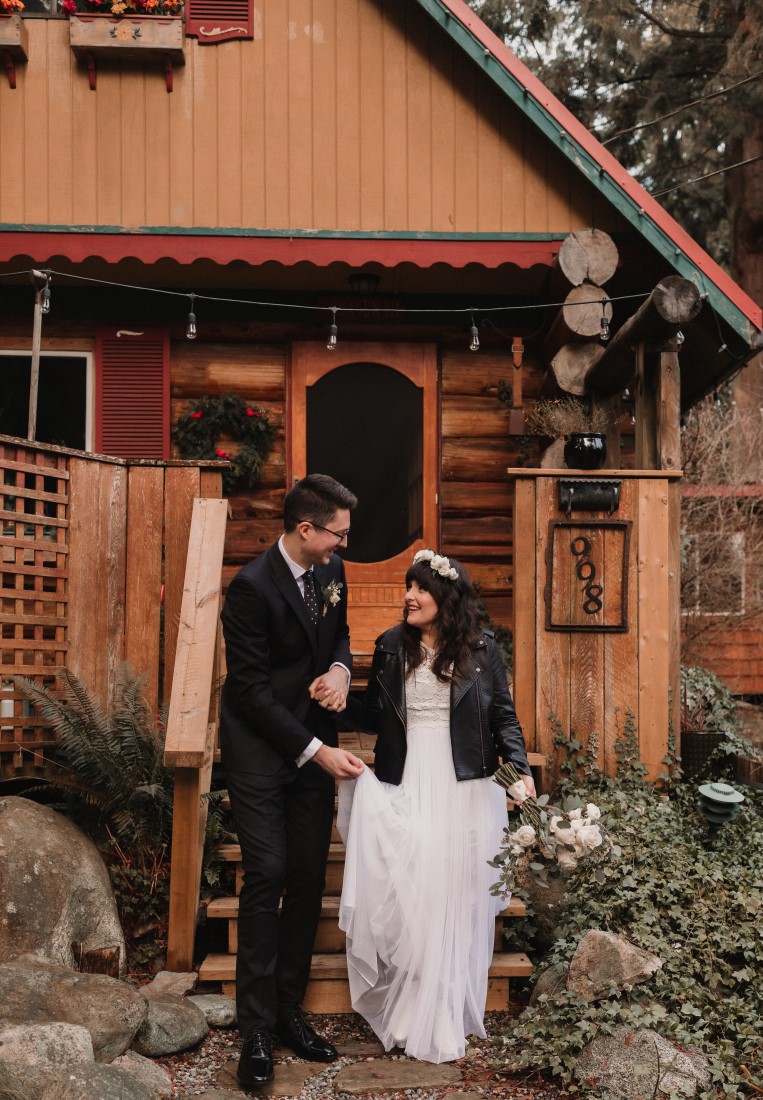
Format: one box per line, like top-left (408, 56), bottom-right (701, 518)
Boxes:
top-left (401, 555), bottom-right (483, 683)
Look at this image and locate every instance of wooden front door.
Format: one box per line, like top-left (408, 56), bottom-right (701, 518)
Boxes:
top-left (290, 342), bottom-right (439, 656)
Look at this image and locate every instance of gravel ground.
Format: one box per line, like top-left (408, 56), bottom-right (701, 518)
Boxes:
top-left (158, 1009), bottom-right (569, 1100)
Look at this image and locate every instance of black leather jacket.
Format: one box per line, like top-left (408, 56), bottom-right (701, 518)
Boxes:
top-left (346, 625), bottom-right (531, 785)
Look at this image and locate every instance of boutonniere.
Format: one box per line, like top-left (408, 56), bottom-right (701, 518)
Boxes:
top-left (320, 580), bottom-right (343, 616)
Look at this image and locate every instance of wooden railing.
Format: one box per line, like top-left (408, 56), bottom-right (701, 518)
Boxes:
top-left (164, 497), bottom-right (228, 972)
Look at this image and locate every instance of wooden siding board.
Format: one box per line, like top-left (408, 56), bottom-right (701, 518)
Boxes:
top-left (121, 69), bottom-right (148, 227)
top-left (192, 45), bottom-right (219, 225)
top-left (637, 478), bottom-right (670, 779)
top-left (312, 0), bottom-right (339, 230)
top-left (264, 1), bottom-right (291, 227)
top-left (125, 466), bottom-right (165, 714)
top-left (95, 66), bottom-right (123, 225)
top-left (512, 477), bottom-right (536, 751)
top-left (169, 38), bottom-right (194, 225)
top-left (382, 0), bottom-right (409, 229)
top-left (241, 24), bottom-right (266, 226)
top-left (217, 43), bottom-right (243, 228)
top-left (358, 0), bottom-right (384, 228)
top-left (171, 343), bottom-right (287, 401)
top-left (476, 77), bottom-right (502, 233)
top-left (163, 466), bottom-right (201, 703)
top-left (536, 479), bottom-right (570, 765)
top-left (452, 46), bottom-right (478, 232)
top-left (406, 3), bottom-right (433, 231)
top-left (499, 100), bottom-right (525, 233)
top-left (67, 458), bottom-right (127, 704)
top-left (47, 22), bottom-right (75, 225)
top-left (335, 0), bottom-right (361, 230)
top-left (23, 20), bottom-right (50, 224)
top-left (288, 0), bottom-right (315, 229)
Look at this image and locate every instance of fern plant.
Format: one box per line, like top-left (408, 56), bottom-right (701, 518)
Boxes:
top-left (13, 665), bottom-right (173, 866)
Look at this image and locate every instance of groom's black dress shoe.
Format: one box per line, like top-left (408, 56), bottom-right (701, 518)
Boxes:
top-left (237, 1030), bottom-right (274, 1089)
top-left (275, 1009), bottom-right (338, 1062)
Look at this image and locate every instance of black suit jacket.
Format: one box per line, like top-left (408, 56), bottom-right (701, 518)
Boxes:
top-left (219, 541), bottom-right (352, 777)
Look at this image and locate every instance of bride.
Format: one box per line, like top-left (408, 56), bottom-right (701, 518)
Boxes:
top-left (335, 549), bottom-right (535, 1063)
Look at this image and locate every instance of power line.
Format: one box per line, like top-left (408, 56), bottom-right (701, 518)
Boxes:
top-left (651, 153), bottom-right (763, 198)
top-left (602, 69), bottom-right (763, 145)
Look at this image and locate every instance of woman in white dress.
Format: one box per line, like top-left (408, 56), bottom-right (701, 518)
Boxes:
top-left (336, 550), bottom-right (535, 1064)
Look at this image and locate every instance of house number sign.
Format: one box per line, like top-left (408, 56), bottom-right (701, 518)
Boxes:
top-left (545, 520), bottom-right (632, 633)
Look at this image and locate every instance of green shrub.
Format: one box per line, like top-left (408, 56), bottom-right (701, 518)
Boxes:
top-left (495, 718), bottom-right (763, 1098)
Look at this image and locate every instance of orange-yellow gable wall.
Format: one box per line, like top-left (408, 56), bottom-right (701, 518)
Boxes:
top-left (0, 0), bottom-right (628, 235)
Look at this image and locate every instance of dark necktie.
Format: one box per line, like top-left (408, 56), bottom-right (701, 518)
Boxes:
top-left (301, 570), bottom-right (319, 626)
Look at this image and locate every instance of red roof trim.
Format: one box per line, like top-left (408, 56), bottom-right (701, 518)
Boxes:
top-left (434, 0), bottom-right (762, 333)
top-left (0, 232), bottom-right (562, 270)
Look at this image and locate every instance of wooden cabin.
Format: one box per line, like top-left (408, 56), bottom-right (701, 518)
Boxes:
top-left (1, 0), bottom-right (761, 998)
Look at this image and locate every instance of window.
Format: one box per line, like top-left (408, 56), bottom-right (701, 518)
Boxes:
top-left (0, 352), bottom-right (92, 451)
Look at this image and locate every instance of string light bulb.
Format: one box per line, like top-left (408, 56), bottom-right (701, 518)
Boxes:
top-left (327, 308), bottom-right (338, 351)
top-left (469, 315), bottom-right (480, 352)
top-left (186, 294), bottom-right (197, 340)
top-left (40, 279), bottom-right (51, 315)
top-left (599, 298), bottom-right (611, 342)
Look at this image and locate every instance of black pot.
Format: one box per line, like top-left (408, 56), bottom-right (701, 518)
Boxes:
top-left (563, 432), bottom-right (607, 470)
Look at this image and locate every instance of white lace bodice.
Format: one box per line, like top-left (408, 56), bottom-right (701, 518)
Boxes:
top-left (406, 648), bottom-right (451, 724)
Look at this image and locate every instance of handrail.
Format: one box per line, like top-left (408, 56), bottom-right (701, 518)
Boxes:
top-left (165, 496), bottom-right (228, 971)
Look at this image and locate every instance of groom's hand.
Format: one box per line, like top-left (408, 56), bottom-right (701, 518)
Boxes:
top-left (309, 666), bottom-right (349, 712)
top-left (313, 744), bottom-right (365, 779)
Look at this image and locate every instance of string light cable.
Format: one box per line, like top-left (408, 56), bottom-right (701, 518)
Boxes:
top-left (17, 267), bottom-right (651, 323)
top-left (651, 152), bottom-right (763, 198)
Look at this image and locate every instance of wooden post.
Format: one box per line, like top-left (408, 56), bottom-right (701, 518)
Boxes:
top-left (27, 291), bottom-right (43, 442)
top-left (585, 276), bottom-right (701, 396)
top-left (660, 351), bottom-right (682, 750)
top-left (165, 496), bottom-right (228, 973)
top-left (634, 344), bottom-right (659, 470)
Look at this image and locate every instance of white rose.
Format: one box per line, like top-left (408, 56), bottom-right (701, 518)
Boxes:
top-left (567, 807), bottom-right (583, 820)
top-left (437, 564), bottom-right (451, 577)
top-left (549, 815), bottom-right (564, 834)
top-left (430, 554), bottom-right (447, 571)
top-left (413, 549), bottom-right (434, 564)
top-left (514, 824), bottom-right (537, 849)
top-left (585, 803), bottom-right (601, 821)
top-left (556, 849), bottom-right (578, 872)
top-left (448, 568), bottom-right (459, 580)
top-left (569, 818), bottom-right (584, 834)
top-left (578, 824), bottom-right (603, 853)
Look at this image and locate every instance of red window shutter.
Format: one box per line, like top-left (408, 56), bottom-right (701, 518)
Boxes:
top-left (95, 328), bottom-right (170, 460)
top-left (185, 0), bottom-right (254, 43)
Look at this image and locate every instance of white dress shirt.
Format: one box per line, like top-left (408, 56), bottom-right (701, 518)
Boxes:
top-left (277, 536), bottom-right (351, 766)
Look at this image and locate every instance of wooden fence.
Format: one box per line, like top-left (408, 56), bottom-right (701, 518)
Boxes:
top-left (0, 434), bottom-right (223, 780)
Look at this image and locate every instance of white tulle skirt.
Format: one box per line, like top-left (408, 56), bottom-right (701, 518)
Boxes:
top-left (337, 715), bottom-right (508, 1063)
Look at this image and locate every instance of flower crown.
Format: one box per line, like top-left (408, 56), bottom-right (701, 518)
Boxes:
top-left (412, 549), bottom-right (459, 582)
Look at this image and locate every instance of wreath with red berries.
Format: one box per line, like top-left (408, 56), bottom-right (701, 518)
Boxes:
top-left (173, 392), bottom-right (274, 495)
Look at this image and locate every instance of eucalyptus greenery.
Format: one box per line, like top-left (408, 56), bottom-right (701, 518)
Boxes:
top-left (495, 717), bottom-right (762, 1097)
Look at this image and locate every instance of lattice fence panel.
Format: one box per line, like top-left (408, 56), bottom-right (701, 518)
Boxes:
top-left (1, 441), bottom-right (69, 778)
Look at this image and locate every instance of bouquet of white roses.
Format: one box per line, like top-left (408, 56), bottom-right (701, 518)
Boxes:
top-left (490, 761), bottom-right (605, 899)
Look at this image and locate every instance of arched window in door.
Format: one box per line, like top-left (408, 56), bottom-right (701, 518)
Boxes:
top-left (307, 363), bottom-right (422, 564)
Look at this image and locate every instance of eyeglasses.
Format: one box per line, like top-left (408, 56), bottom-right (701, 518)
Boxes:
top-left (301, 520), bottom-right (350, 542)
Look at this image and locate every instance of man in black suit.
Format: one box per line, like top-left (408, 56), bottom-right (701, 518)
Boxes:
top-left (220, 474), bottom-right (365, 1090)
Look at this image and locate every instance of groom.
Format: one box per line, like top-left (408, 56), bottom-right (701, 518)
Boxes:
top-left (220, 473), bottom-right (365, 1090)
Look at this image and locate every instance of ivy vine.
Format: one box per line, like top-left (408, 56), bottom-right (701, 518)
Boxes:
top-left (173, 392), bottom-right (274, 494)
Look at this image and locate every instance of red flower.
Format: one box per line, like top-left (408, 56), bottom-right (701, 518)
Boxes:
top-left (216, 449), bottom-right (232, 460)
top-left (190, 411), bottom-right (202, 420)
top-left (246, 408), bottom-right (262, 418)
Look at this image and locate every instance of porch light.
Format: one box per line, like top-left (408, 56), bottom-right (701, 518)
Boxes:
top-left (469, 315), bottom-right (480, 352)
top-left (599, 298), bottom-right (610, 342)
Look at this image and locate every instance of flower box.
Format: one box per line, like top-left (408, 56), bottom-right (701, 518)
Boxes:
top-left (0, 13), bottom-right (29, 60)
top-left (69, 13), bottom-right (185, 63)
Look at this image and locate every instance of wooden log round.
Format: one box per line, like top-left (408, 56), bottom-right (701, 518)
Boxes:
top-left (585, 276), bottom-right (702, 396)
top-left (550, 342), bottom-right (607, 396)
top-left (554, 229), bottom-right (619, 288)
top-left (543, 285), bottom-right (612, 362)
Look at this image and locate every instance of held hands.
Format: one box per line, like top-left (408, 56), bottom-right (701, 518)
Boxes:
top-left (313, 744), bottom-right (365, 779)
top-left (309, 666), bottom-right (349, 712)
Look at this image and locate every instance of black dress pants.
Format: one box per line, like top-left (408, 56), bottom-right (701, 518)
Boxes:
top-left (225, 762), bottom-right (335, 1038)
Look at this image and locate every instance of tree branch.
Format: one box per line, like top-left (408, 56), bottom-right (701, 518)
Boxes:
top-left (630, 2), bottom-right (731, 39)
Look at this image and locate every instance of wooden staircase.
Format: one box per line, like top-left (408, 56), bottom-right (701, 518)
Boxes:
top-left (199, 732), bottom-right (534, 1011)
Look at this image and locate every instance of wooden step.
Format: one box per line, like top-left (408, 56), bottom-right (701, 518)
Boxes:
top-left (199, 951), bottom-right (533, 1013)
top-left (206, 894), bottom-right (526, 954)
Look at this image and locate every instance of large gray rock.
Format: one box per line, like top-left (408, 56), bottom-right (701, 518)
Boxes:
top-left (111, 1050), bottom-right (172, 1098)
top-left (142, 970), bottom-right (197, 998)
top-left (574, 1027), bottom-right (710, 1099)
top-left (0, 1059), bottom-right (42, 1100)
top-left (0, 797), bottom-right (125, 976)
top-left (187, 994), bottom-right (237, 1028)
top-left (0, 960), bottom-right (147, 1062)
top-left (37, 1064), bottom-right (156, 1100)
top-left (0, 1023), bottom-right (94, 1098)
top-left (568, 930), bottom-right (662, 1002)
top-left (528, 962), bottom-right (568, 1005)
top-left (131, 991), bottom-right (208, 1056)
